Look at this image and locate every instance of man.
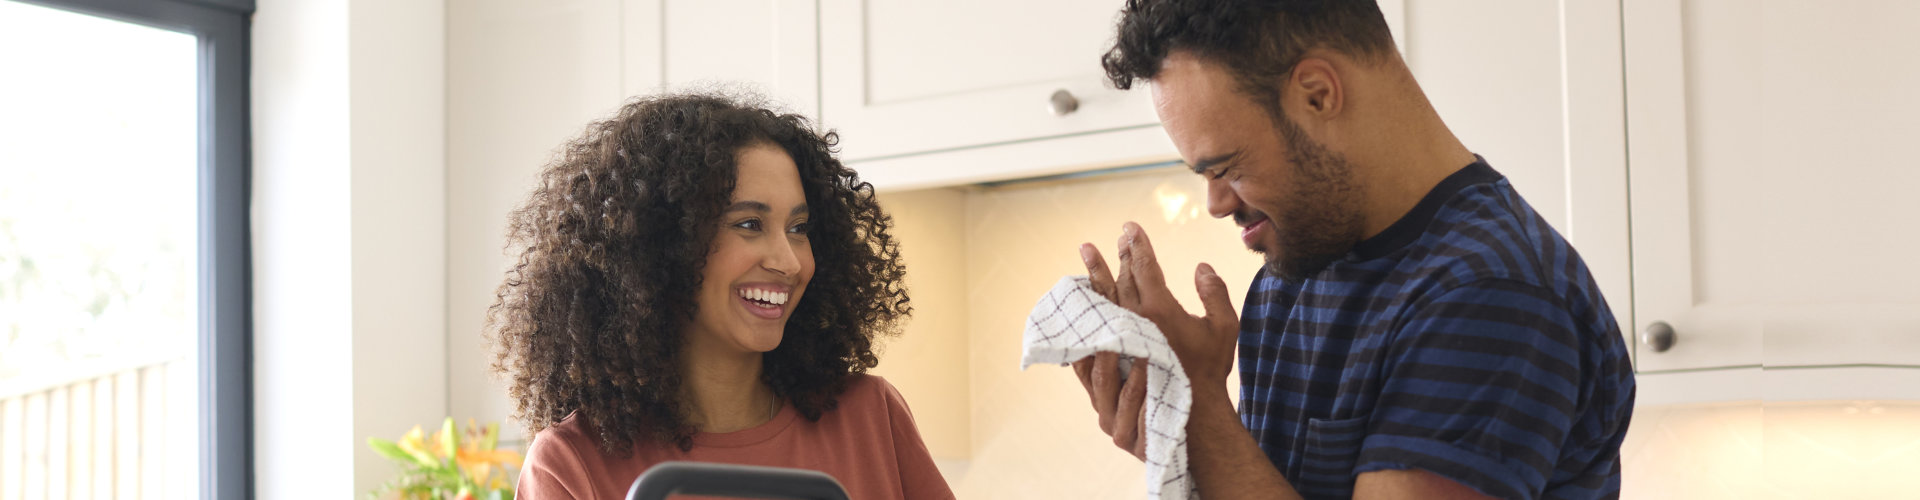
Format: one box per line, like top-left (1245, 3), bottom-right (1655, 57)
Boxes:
top-left (1070, 1), bottom-right (1635, 499)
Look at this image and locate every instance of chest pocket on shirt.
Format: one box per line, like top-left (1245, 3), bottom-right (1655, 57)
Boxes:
top-left (1297, 416), bottom-right (1369, 495)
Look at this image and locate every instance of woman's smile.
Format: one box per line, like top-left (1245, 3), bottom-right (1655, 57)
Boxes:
top-left (736, 283), bottom-right (794, 320)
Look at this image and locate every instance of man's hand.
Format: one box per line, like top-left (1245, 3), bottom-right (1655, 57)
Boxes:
top-left (1072, 352), bottom-right (1148, 459)
top-left (1108, 222), bottom-right (1239, 388)
top-left (1070, 222), bottom-right (1241, 459)
top-left (1073, 241), bottom-right (1148, 459)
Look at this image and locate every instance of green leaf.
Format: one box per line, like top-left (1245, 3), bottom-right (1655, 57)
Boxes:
top-left (366, 476), bottom-right (396, 500)
top-left (481, 422), bottom-right (499, 450)
top-left (405, 446), bottom-right (440, 469)
top-left (368, 438), bottom-right (415, 463)
top-left (438, 417), bottom-right (459, 461)
top-left (432, 465), bottom-right (465, 485)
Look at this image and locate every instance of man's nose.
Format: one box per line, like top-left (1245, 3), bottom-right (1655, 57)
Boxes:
top-left (1206, 177), bottom-right (1239, 220)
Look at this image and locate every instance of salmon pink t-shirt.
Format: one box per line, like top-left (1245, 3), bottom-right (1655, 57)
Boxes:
top-left (516, 375), bottom-right (954, 500)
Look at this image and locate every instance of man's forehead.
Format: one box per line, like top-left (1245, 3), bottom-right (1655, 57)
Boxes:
top-left (1150, 60), bottom-right (1252, 163)
top-left (1150, 56), bottom-right (1240, 116)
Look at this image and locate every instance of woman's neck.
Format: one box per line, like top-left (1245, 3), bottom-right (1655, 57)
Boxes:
top-left (679, 336), bottom-right (779, 433)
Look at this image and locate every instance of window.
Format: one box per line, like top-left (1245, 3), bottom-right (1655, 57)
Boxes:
top-left (0, 0), bottom-right (250, 498)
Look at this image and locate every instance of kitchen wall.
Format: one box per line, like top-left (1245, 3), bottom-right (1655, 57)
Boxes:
top-left (874, 166), bottom-right (1263, 499)
top-left (252, 0), bottom-right (449, 497)
top-left (444, 0), bottom-right (627, 449)
top-left (1620, 401), bottom-right (1920, 498)
top-left (864, 188), bottom-right (970, 470)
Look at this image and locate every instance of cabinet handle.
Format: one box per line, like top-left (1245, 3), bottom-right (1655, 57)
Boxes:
top-left (1642, 321), bottom-right (1677, 353)
top-left (1049, 89), bottom-right (1079, 116)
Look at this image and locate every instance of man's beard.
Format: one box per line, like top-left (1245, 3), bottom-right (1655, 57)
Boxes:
top-left (1252, 115), bottom-right (1364, 281)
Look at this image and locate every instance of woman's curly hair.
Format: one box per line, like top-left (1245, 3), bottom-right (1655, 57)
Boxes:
top-left (486, 90), bottom-right (910, 455)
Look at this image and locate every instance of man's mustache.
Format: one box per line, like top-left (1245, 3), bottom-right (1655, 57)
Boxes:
top-left (1233, 210), bottom-right (1269, 228)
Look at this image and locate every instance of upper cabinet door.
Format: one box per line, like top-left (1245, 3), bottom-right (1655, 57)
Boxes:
top-left (820, 0), bottom-right (1406, 189)
top-left (1623, 0), bottom-right (1920, 372)
top-left (1406, 0), bottom-right (1633, 363)
top-left (623, 0), bottom-right (820, 117)
top-left (819, 0), bottom-right (1152, 161)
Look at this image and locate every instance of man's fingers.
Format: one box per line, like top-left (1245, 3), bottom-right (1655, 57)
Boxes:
top-left (1120, 222), bottom-right (1175, 304)
top-left (1133, 396), bottom-right (1149, 459)
top-left (1195, 263), bottom-right (1237, 329)
top-left (1072, 356), bottom-right (1096, 400)
top-left (1090, 352), bottom-right (1121, 432)
top-left (1080, 243), bottom-right (1118, 301)
top-left (1114, 231), bottom-right (1140, 307)
top-left (1111, 357), bottom-right (1149, 453)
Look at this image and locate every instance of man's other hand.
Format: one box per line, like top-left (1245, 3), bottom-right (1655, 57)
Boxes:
top-left (1074, 242), bottom-right (1148, 459)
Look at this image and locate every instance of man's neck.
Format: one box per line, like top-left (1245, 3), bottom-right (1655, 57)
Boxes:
top-left (1347, 68), bottom-right (1477, 240)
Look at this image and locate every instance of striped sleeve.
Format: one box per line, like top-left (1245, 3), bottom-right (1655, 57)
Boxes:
top-left (1354, 279), bottom-right (1583, 500)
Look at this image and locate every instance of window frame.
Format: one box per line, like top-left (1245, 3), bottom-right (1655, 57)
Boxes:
top-left (9, 0), bottom-right (253, 498)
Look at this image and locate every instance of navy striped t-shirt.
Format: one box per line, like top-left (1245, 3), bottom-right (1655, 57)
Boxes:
top-left (1237, 159), bottom-right (1635, 500)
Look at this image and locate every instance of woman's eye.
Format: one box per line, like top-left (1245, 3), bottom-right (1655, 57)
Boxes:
top-left (733, 218), bottom-right (762, 232)
top-left (788, 221), bottom-right (810, 235)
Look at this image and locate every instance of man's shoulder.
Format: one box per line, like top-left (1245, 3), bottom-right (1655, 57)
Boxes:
top-left (1408, 178), bottom-right (1569, 291)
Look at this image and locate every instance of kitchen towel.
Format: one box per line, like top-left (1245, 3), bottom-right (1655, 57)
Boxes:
top-left (1020, 275), bottom-right (1196, 500)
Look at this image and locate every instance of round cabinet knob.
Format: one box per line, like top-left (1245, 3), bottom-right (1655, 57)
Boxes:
top-left (1642, 321), bottom-right (1677, 353)
top-left (1049, 89), bottom-right (1079, 116)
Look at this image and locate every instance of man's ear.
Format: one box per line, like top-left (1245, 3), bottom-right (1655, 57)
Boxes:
top-left (1286, 57), bottom-right (1344, 120)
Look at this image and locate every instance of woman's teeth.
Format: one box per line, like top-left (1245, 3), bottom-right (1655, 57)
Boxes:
top-left (739, 288), bottom-right (789, 306)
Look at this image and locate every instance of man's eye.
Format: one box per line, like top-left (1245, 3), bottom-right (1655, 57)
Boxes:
top-left (1209, 165), bottom-right (1230, 180)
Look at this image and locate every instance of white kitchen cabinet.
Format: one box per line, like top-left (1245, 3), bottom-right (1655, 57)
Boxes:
top-left (1406, 0), bottom-right (1635, 366)
top-left (622, 0), bottom-right (820, 117)
top-left (820, 0), bottom-right (1404, 190)
top-left (1621, 0), bottom-right (1920, 375)
top-left (817, 0), bottom-right (1157, 180)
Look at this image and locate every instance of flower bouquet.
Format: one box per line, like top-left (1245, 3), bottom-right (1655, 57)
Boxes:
top-left (368, 418), bottom-right (524, 500)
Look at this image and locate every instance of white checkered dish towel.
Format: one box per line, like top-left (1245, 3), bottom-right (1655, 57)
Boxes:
top-left (1020, 275), bottom-right (1197, 500)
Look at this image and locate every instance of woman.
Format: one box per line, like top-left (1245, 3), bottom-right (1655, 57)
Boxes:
top-left (488, 91), bottom-right (953, 500)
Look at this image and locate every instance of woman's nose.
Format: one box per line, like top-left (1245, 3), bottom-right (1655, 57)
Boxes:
top-left (763, 238), bottom-right (804, 276)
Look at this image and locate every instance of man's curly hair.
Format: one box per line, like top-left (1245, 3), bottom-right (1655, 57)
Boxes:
top-left (487, 91), bottom-right (910, 455)
top-left (1102, 0), bottom-right (1395, 119)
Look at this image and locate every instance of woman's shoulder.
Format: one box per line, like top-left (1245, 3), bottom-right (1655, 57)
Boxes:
top-left (526, 412), bottom-right (597, 467)
top-left (518, 412), bottom-right (611, 499)
top-left (836, 373), bottom-right (906, 409)
top-left (814, 374), bottom-right (920, 432)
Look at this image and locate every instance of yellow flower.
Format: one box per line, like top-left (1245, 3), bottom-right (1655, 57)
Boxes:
top-left (395, 425), bottom-right (439, 467)
top-left (432, 418), bottom-right (458, 460)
